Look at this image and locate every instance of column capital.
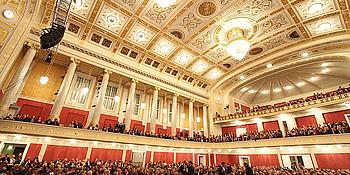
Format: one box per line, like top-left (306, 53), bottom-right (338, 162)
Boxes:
top-left (154, 87), bottom-right (161, 91)
top-left (104, 69), bottom-right (113, 75)
top-left (189, 98), bottom-right (195, 103)
top-left (24, 42), bottom-right (40, 50)
top-left (131, 78), bottom-right (139, 84)
top-left (173, 93), bottom-right (179, 97)
top-left (70, 57), bottom-right (81, 64)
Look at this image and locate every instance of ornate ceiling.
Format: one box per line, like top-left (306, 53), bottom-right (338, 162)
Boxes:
top-left (37, 0), bottom-right (350, 99)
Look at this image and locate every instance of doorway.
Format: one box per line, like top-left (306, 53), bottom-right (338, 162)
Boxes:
top-left (239, 156), bottom-right (251, 166)
top-left (198, 155), bottom-right (206, 165)
top-left (132, 151), bottom-right (144, 166)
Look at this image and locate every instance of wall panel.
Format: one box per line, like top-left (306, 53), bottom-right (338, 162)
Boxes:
top-left (17, 98), bottom-right (53, 121)
top-left (323, 110), bottom-right (350, 123)
top-left (43, 145), bottom-right (87, 161)
top-left (315, 153), bottom-right (350, 169)
top-left (99, 114), bottom-right (118, 128)
top-left (176, 153), bottom-right (193, 163)
top-left (25, 143), bottom-right (42, 160)
top-left (59, 107), bottom-right (89, 126)
top-left (153, 152), bottom-right (174, 164)
top-left (89, 148), bottom-right (123, 161)
top-left (295, 115), bottom-right (317, 128)
top-left (263, 120), bottom-right (280, 131)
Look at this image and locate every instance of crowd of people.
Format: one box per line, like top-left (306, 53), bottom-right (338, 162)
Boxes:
top-left (286, 121), bottom-right (350, 137)
top-left (2, 113), bottom-right (350, 144)
top-left (1, 154), bottom-right (349, 175)
top-left (220, 85), bottom-right (350, 117)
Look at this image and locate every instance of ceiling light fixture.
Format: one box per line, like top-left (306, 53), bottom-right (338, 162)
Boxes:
top-left (321, 62), bottom-right (329, 67)
top-left (159, 43), bottom-right (170, 53)
top-left (308, 3), bottom-right (324, 12)
top-left (135, 30), bottom-right (147, 41)
top-left (301, 52), bottom-right (309, 57)
top-left (261, 90), bottom-right (268, 94)
top-left (3, 9), bottom-right (14, 19)
top-left (273, 88), bottom-right (281, 92)
top-left (321, 68), bottom-right (330, 73)
top-left (296, 82), bottom-right (305, 87)
top-left (318, 22), bottom-right (332, 31)
top-left (226, 29), bottom-right (250, 61)
top-left (155, 0), bottom-right (176, 8)
top-left (248, 90), bottom-right (256, 94)
top-left (239, 75), bottom-right (245, 80)
top-left (106, 14), bottom-right (120, 26)
top-left (266, 63), bottom-right (273, 69)
top-left (241, 87), bottom-right (248, 91)
top-left (39, 75), bottom-right (49, 85)
top-left (310, 76), bottom-right (318, 81)
top-left (74, 0), bottom-right (83, 8)
top-left (179, 54), bottom-right (189, 64)
top-left (284, 85), bottom-right (293, 90)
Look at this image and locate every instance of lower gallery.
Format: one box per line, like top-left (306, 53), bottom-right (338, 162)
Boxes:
top-left (0, 0), bottom-right (350, 174)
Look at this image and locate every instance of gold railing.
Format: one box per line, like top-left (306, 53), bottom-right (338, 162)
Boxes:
top-left (214, 92), bottom-right (350, 123)
top-left (0, 120), bottom-right (349, 149)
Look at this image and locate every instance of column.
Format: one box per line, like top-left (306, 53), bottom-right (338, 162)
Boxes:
top-left (125, 79), bottom-right (137, 131)
top-left (90, 70), bottom-right (111, 125)
top-left (150, 87), bottom-right (159, 133)
top-left (278, 119), bottom-right (286, 137)
top-left (171, 94), bottom-right (178, 135)
top-left (312, 110), bottom-right (325, 125)
top-left (142, 94), bottom-right (150, 126)
top-left (180, 100), bottom-right (185, 131)
top-left (189, 99), bottom-right (194, 137)
top-left (116, 79), bottom-right (123, 115)
top-left (203, 105), bottom-right (208, 137)
top-left (49, 58), bottom-right (79, 120)
top-left (0, 45), bottom-right (37, 113)
top-left (195, 107), bottom-right (199, 131)
top-left (256, 119), bottom-right (264, 132)
top-left (163, 96), bottom-right (168, 129)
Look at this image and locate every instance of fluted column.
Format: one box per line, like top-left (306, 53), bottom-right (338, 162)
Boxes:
top-left (189, 99), bottom-right (194, 137)
top-left (91, 70), bottom-right (111, 125)
top-left (162, 96), bottom-right (168, 129)
top-left (171, 94), bottom-right (178, 135)
top-left (203, 105), bottom-right (208, 137)
top-left (49, 58), bottom-right (79, 120)
top-left (0, 44), bottom-right (37, 114)
top-left (150, 87), bottom-right (159, 133)
top-left (125, 79), bottom-right (137, 131)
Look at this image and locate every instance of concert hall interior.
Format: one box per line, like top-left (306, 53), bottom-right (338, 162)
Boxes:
top-left (0, 0), bottom-right (350, 174)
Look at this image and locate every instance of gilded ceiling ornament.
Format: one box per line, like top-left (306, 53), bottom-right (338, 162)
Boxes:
top-left (221, 0), bottom-right (232, 5)
top-left (260, 14), bottom-right (288, 35)
top-left (146, 4), bottom-right (177, 24)
top-left (208, 47), bottom-right (226, 60)
top-left (180, 13), bottom-right (202, 32)
top-left (263, 36), bottom-right (286, 50)
top-left (237, 0), bottom-right (275, 15)
top-left (122, 0), bottom-right (137, 6)
top-left (198, 2), bottom-right (216, 16)
top-left (192, 30), bottom-right (212, 49)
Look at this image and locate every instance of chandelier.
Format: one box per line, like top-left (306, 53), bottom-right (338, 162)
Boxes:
top-left (225, 28), bottom-right (250, 61)
top-left (155, 0), bottom-right (176, 8)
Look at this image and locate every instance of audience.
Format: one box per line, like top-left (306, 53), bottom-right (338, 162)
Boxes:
top-left (0, 155), bottom-right (349, 175)
top-left (221, 84), bottom-right (350, 117)
top-left (286, 121), bottom-right (350, 137)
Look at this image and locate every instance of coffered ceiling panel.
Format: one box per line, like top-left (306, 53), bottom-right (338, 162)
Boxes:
top-left (125, 22), bottom-right (157, 47)
top-left (151, 37), bottom-right (177, 58)
top-left (293, 0), bottom-right (338, 20)
top-left (113, 0), bottom-right (142, 12)
top-left (95, 3), bottom-right (130, 35)
top-left (304, 14), bottom-right (344, 36)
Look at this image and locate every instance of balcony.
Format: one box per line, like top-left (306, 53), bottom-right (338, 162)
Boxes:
top-left (0, 120), bottom-right (349, 149)
top-left (214, 92), bottom-right (350, 124)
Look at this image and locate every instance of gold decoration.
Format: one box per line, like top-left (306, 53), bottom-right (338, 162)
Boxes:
top-left (180, 13), bottom-right (202, 32)
top-left (146, 3), bottom-right (177, 24)
top-left (198, 2), bottom-right (216, 16)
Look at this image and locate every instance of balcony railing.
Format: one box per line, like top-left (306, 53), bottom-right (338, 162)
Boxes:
top-left (0, 120), bottom-right (349, 149)
top-left (214, 92), bottom-right (350, 123)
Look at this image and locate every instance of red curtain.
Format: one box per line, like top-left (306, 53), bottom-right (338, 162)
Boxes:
top-left (222, 126), bottom-right (237, 135)
top-left (176, 153), bottom-right (193, 163)
top-left (243, 123), bottom-right (258, 132)
top-left (25, 144), bottom-right (42, 160)
top-left (99, 114), bottom-right (118, 128)
top-left (323, 109), bottom-right (350, 123)
top-left (145, 151), bottom-right (151, 163)
top-left (295, 115), bottom-right (317, 128)
top-left (315, 153), bottom-right (350, 169)
top-left (125, 150), bottom-right (132, 161)
top-left (263, 121), bottom-right (280, 131)
top-left (146, 123), bottom-right (151, 132)
top-left (153, 152), bottom-right (174, 164)
top-left (17, 98), bottom-right (53, 121)
top-left (59, 107), bottom-right (89, 126)
top-left (43, 145), bottom-right (88, 161)
top-left (155, 124), bottom-right (163, 134)
top-left (89, 148), bottom-right (123, 161)
top-left (216, 154), bottom-right (238, 165)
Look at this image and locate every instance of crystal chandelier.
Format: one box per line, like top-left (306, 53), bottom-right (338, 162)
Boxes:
top-left (225, 28), bottom-right (250, 61)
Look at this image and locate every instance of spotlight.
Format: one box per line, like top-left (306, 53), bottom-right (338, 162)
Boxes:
top-left (45, 52), bottom-right (53, 63)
